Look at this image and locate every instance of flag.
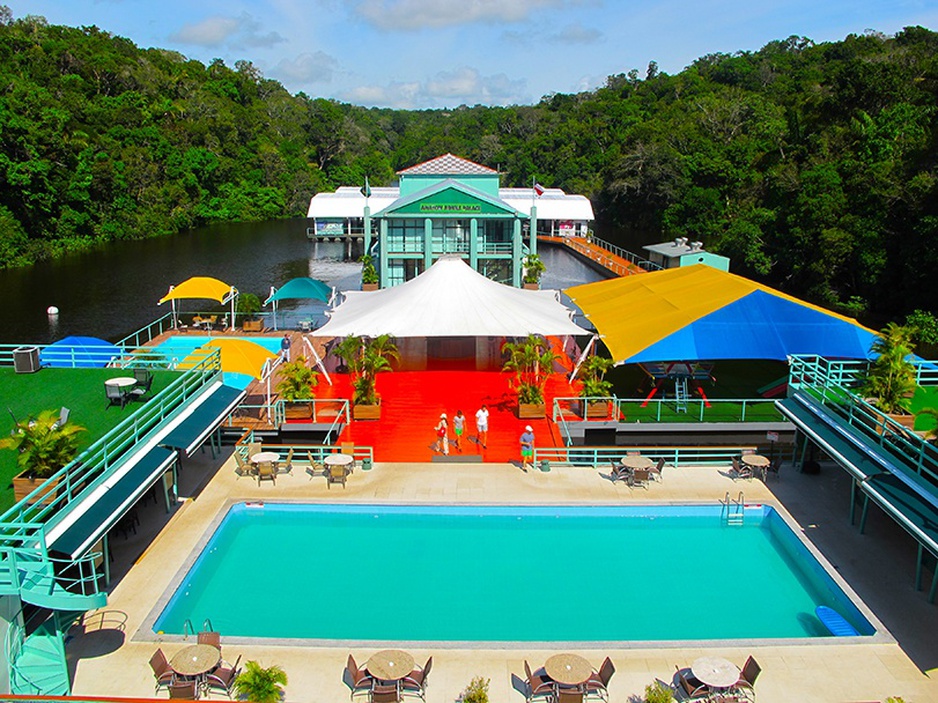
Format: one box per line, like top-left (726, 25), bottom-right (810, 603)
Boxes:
top-left (533, 182), bottom-right (545, 197)
top-left (361, 176), bottom-right (371, 198)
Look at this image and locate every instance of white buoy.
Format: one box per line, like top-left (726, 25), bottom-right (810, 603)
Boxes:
top-left (47, 305), bottom-right (59, 315)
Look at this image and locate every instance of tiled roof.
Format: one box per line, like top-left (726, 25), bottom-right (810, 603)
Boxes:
top-left (398, 153), bottom-right (497, 176)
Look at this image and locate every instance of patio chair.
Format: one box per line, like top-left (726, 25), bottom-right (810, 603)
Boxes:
top-left (306, 451), bottom-right (325, 479)
top-left (167, 679), bottom-right (198, 700)
top-left (205, 654), bottom-right (241, 698)
top-left (523, 660), bottom-right (553, 702)
top-left (53, 407), bottom-right (70, 429)
top-left (234, 451), bottom-right (254, 478)
top-left (675, 667), bottom-right (709, 701)
top-left (584, 657), bottom-right (615, 702)
top-left (764, 460), bottom-right (781, 481)
top-left (629, 468), bottom-right (650, 489)
top-left (341, 442), bottom-right (357, 471)
top-left (401, 656), bottom-right (432, 700)
top-left (129, 368), bottom-right (154, 400)
top-left (734, 656), bottom-right (761, 696)
top-left (558, 689), bottom-right (584, 703)
top-left (149, 648), bottom-right (175, 693)
top-left (327, 462), bottom-right (348, 489)
top-left (256, 461), bottom-right (276, 485)
top-left (345, 654), bottom-right (373, 699)
top-left (105, 382), bottom-right (127, 409)
top-left (371, 683), bottom-right (401, 703)
top-left (278, 447), bottom-right (294, 474)
top-left (197, 630), bottom-right (221, 650)
top-left (731, 457), bottom-right (752, 481)
top-left (247, 441), bottom-right (262, 457)
top-left (649, 457), bottom-right (671, 482)
top-left (609, 461), bottom-right (630, 483)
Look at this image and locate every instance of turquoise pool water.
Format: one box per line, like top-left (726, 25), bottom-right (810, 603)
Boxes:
top-left (153, 504), bottom-right (874, 642)
top-left (151, 335), bottom-right (281, 389)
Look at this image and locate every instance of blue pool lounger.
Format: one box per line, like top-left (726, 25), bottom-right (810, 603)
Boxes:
top-left (816, 606), bottom-right (859, 636)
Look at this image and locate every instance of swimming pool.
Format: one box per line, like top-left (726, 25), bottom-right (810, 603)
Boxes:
top-left (151, 335), bottom-right (281, 389)
top-left (152, 504), bottom-right (875, 643)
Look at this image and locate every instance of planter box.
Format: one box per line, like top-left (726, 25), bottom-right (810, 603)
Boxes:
top-left (362, 283), bottom-right (379, 292)
top-left (284, 403), bottom-right (313, 421)
top-left (889, 412), bottom-right (916, 430)
top-left (13, 471), bottom-right (60, 506)
top-left (523, 283), bottom-right (539, 290)
top-left (518, 403), bottom-right (546, 419)
top-left (242, 319), bottom-right (264, 332)
top-left (586, 400), bottom-right (610, 418)
top-left (353, 403), bottom-right (381, 420)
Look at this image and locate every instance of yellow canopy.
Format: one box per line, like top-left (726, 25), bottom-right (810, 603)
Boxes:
top-left (204, 339), bottom-right (277, 379)
top-left (159, 277), bottom-right (235, 304)
top-left (566, 264), bottom-right (874, 364)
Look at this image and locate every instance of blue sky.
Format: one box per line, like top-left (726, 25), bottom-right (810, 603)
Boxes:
top-left (9, 1), bottom-right (938, 108)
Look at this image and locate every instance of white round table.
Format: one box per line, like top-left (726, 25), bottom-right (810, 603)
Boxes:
top-left (366, 650), bottom-right (414, 681)
top-left (250, 451), bottom-right (279, 464)
top-left (105, 377), bottom-right (136, 389)
top-left (324, 454), bottom-right (353, 468)
top-left (692, 656), bottom-right (739, 689)
top-left (620, 455), bottom-right (654, 470)
top-left (544, 653), bottom-right (593, 686)
top-left (741, 454), bottom-right (770, 468)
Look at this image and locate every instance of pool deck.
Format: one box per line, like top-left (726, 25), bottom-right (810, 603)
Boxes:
top-left (67, 455), bottom-right (938, 702)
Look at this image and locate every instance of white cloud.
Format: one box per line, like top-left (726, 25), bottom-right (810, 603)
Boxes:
top-left (344, 66), bottom-right (527, 108)
top-left (170, 13), bottom-right (285, 49)
top-left (549, 22), bottom-right (603, 44)
top-left (352, 0), bottom-right (587, 30)
top-left (272, 51), bottom-right (340, 84)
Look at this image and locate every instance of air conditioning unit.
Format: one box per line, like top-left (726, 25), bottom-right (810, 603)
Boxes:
top-left (13, 346), bottom-right (40, 374)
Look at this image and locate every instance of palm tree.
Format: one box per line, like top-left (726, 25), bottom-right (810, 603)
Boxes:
top-left (275, 357), bottom-right (319, 400)
top-left (0, 409), bottom-right (85, 479)
top-left (233, 660), bottom-right (288, 703)
top-left (502, 334), bottom-right (558, 405)
top-left (862, 322), bottom-right (917, 414)
top-left (332, 334), bottom-right (399, 405)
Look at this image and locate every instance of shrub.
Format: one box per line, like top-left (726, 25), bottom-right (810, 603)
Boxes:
top-left (644, 680), bottom-right (675, 703)
top-left (232, 660), bottom-right (287, 703)
top-left (460, 676), bottom-right (490, 703)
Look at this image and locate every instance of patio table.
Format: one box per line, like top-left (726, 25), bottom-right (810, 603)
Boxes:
top-left (544, 653), bottom-right (593, 686)
top-left (366, 650), bottom-right (414, 681)
top-left (692, 656), bottom-right (740, 690)
top-left (250, 451), bottom-right (280, 464)
top-left (170, 643), bottom-right (221, 678)
top-left (620, 455), bottom-right (654, 471)
top-left (324, 454), bottom-right (354, 468)
top-left (741, 454), bottom-right (769, 469)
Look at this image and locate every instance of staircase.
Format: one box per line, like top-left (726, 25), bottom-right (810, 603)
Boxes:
top-left (674, 377), bottom-right (689, 413)
top-left (7, 613), bottom-right (74, 695)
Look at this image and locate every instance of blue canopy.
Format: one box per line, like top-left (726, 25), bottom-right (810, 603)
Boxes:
top-left (40, 336), bottom-right (121, 368)
top-left (265, 277), bottom-right (332, 304)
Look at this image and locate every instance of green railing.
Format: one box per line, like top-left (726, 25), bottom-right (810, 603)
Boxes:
top-left (0, 523), bottom-right (102, 601)
top-left (788, 354), bottom-right (938, 389)
top-left (226, 399), bottom-right (351, 443)
top-left (235, 440), bottom-right (373, 466)
top-left (0, 343), bottom-right (123, 369)
top-left (553, 396), bottom-right (785, 425)
top-left (0, 350), bottom-right (221, 529)
top-left (534, 445), bottom-right (757, 468)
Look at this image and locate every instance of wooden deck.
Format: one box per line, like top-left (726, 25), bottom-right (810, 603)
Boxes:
top-left (540, 235), bottom-right (647, 277)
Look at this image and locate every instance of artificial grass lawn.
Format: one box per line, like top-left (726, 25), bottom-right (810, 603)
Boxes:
top-left (911, 386), bottom-right (938, 434)
top-left (0, 368), bottom-right (180, 513)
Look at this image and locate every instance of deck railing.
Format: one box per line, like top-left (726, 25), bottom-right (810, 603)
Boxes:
top-left (788, 354), bottom-right (938, 390)
top-left (552, 396), bottom-right (784, 424)
top-left (534, 445), bottom-right (757, 468)
top-left (235, 439), bottom-right (373, 465)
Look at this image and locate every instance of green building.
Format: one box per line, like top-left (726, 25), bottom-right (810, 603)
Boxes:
top-left (307, 154), bottom-right (595, 288)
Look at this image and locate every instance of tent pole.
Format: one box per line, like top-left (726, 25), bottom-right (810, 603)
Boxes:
top-left (570, 335), bottom-right (597, 382)
top-left (230, 289), bottom-right (236, 331)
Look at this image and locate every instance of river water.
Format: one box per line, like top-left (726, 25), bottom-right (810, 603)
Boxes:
top-left (0, 219), bottom-right (606, 344)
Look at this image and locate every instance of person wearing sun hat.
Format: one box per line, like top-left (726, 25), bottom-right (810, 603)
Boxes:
top-left (520, 424), bottom-right (535, 471)
top-left (434, 413), bottom-right (449, 455)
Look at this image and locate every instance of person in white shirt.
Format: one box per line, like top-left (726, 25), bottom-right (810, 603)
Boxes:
top-left (475, 404), bottom-right (489, 449)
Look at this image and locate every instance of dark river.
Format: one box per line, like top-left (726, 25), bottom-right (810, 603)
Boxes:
top-left (0, 219), bottom-right (607, 344)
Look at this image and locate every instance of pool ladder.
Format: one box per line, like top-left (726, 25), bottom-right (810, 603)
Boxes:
top-left (721, 491), bottom-right (745, 526)
top-left (182, 618), bottom-right (215, 640)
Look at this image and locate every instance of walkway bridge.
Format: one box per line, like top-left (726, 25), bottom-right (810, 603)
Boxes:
top-left (538, 234), bottom-right (659, 278)
top-left (777, 355), bottom-right (938, 602)
top-left (0, 349), bottom-right (244, 695)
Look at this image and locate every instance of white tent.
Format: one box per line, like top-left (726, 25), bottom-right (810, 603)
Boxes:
top-left (316, 256), bottom-right (589, 338)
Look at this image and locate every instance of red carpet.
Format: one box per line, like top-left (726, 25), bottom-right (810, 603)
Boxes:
top-left (315, 370), bottom-right (578, 463)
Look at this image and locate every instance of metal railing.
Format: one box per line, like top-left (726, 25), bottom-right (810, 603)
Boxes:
top-left (553, 396), bottom-right (785, 424)
top-left (558, 234), bottom-right (661, 273)
top-left (533, 445), bottom-right (758, 468)
top-left (789, 354), bottom-right (938, 390)
top-left (235, 439), bottom-right (373, 465)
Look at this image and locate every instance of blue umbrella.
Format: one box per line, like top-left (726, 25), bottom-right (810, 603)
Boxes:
top-left (40, 335), bottom-right (121, 368)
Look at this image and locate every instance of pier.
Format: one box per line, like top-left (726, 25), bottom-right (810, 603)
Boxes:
top-left (539, 234), bottom-right (659, 277)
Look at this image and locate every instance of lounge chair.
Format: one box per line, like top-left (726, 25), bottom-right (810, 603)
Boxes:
top-left (278, 447), bottom-right (294, 474)
top-left (197, 630), bottom-right (221, 650)
top-left (523, 660), bottom-right (553, 702)
top-left (345, 654), bottom-right (373, 699)
top-left (105, 382), bottom-right (127, 409)
top-left (401, 656), bottom-right (432, 700)
top-left (149, 648), bottom-right (175, 693)
top-left (205, 654), bottom-right (241, 698)
top-left (675, 667), bottom-right (709, 701)
top-left (734, 656), bottom-right (761, 696)
top-left (257, 461), bottom-right (276, 485)
top-left (629, 468), bottom-right (649, 489)
top-left (306, 451), bottom-right (325, 479)
top-left (584, 657), bottom-right (615, 702)
top-left (327, 462), bottom-right (348, 489)
top-left (168, 680), bottom-right (198, 699)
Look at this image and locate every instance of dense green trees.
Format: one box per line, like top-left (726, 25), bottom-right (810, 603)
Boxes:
top-left (1, 8), bottom-right (937, 323)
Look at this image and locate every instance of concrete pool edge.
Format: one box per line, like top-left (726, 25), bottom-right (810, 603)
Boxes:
top-left (135, 497), bottom-right (894, 649)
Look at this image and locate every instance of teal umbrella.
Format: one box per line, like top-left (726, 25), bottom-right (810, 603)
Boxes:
top-left (264, 277), bottom-right (333, 330)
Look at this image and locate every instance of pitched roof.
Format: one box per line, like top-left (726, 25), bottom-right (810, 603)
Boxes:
top-left (398, 153), bottom-right (497, 176)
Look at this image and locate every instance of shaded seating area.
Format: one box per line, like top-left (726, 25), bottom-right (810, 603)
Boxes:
top-left (344, 650), bottom-right (431, 702)
top-left (672, 655), bottom-right (760, 702)
top-left (150, 638), bottom-right (243, 700)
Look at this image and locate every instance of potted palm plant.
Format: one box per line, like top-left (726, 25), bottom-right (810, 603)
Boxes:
top-left (360, 254), bottom-right (379, 291)
top-left (276, 356), bottom-right (319, 421)
top-left (502, 334), bottom-right (558, 419)
top-left (522, 253), bottom-right (545, 290)
top-left (238, 292), bottom-right (264, 332)
top-left (233, 660), bottom-right (287, 703)
top-left (861, 322), bottom-right (917, 426)
top-left (333, 334), bottom-right (399, 419)
top-left (1, 409), bottom-right (85, 504)
top-left (578, 354), bottom-right (614, 418)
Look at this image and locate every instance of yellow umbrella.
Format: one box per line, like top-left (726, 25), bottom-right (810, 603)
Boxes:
top-left (204, 339), bottom-right (277, 379)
